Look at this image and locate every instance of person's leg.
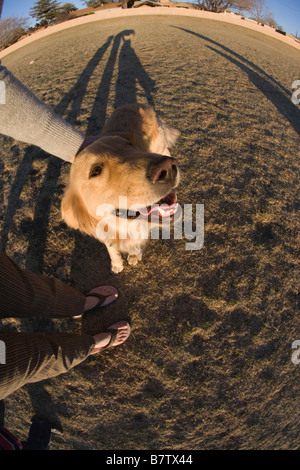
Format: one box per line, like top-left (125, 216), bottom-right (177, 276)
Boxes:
top-left (0, 400), bottom-right (4, 426)
top-left (0, 322), bottom-right (130, 400)
top-left (0, 330), bottom-right (95, 400)
top-left (0, 252), bottom-right (118, 319)
top-left (0, 252), bottom-right (85, 319)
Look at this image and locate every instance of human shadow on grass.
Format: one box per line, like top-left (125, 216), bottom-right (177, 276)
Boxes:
top-left (0, 29), bottom-right (156, 435)
top-left (0, 34), bottom-right (115, 436)
top-left (68, 30), bottom-right (156, 297)
top-left (172, 26), bottom-right (300, 136)
top-left (0, 35), bottom-right (114, 270)
top-left (114, 35), bottom-right (156, 108)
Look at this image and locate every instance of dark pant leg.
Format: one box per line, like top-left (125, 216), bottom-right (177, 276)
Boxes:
top-left (0, 400), bottom-right (4, 426)
top-left (0, 252), bottom-right (85, 318)
top-left (0, 252), bottom-right (94, 399)
top-left (0, 331), bottom-right (95, 399)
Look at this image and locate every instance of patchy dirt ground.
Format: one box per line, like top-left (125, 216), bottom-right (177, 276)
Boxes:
top-left (0, 15), bottom-right (300, 450)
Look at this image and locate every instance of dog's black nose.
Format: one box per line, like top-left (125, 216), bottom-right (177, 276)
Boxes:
top-left (149, 157), bottom-right (178, 184)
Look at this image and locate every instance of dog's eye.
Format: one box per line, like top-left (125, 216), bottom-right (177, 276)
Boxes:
top-left (90, 165), bottom-right (102, 178)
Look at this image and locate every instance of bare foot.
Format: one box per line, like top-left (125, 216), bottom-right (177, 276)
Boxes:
top-left (91, 321), bottom-right (131, 354)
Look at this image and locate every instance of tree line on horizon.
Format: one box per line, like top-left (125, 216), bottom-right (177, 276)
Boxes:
top-left (197, 1), bottom-right (280, 28)
top-left (0, 0), bottom-right (287, 51)
top-left (0, 1), bottom-right (80, 50)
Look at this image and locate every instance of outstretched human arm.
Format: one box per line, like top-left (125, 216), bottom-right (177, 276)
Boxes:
top-left (0, 64), bottom-right (85, 162)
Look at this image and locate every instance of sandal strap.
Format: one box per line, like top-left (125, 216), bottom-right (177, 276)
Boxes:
top-left (85, 292), bottom-right (111, 310)
top-left (101, 329), bottom-right (118, 350)
top-left (85, 292), bottom-right (107, 303)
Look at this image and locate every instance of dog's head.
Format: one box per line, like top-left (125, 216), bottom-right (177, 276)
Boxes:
top-left (62, 106), bottom-right (180, 239)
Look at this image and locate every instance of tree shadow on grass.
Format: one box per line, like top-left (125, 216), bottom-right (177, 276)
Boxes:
top-left (171, 26), bottom-right (300, 136)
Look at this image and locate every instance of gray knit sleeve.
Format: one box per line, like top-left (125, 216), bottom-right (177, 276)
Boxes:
top-left (0, 65), bottom-right (85, 162)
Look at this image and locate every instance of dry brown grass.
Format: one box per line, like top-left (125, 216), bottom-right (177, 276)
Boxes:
top-left (0, 15), bottom-right (300, 450)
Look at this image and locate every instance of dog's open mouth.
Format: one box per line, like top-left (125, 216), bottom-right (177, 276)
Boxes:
top-left (139, 191), bottom-right (178, 218)
top-left (115, 191), bottom-right (179, 220)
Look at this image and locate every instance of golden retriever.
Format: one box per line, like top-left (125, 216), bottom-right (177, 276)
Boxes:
top-left (61, 104), bottom-right (180, 273)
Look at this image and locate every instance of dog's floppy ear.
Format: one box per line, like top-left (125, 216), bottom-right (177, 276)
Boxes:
top-left (158, 119), bottom-right (180, 149)
top-left (61, 188), bottom-right (97, 236)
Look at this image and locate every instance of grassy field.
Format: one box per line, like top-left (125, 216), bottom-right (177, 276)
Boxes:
top-left (0, 15), bottom-right (300, 450)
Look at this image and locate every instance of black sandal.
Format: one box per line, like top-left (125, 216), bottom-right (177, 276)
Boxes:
top-left (73, 286), bottom-right (118, 319)
top-left (85, 291), bottom-right (116, 310)
top-left (91, 322), bottom-right (131, 354)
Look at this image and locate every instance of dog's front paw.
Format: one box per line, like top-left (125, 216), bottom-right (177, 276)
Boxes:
top-left (111, 262), bottom-right (124, 274)
top-left (127, 252), bottom-right (143, 266)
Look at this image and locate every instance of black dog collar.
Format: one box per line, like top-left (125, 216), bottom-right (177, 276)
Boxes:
top-left (114, 209), bottom-right (140, 220)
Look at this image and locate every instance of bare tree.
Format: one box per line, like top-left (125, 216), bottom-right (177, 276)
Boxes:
top-left (197, 1), bottom-right (253, 13)
top-left (249, 0), bottom-right (271, 23)
top-left (263, 14), bottom-right (279, 28)
top-left (235, 0), bottom-right (255, 13)
top-left (198, 0), bottom-right (279, 27)
top-left (0, 16), bottom-right (28, 50)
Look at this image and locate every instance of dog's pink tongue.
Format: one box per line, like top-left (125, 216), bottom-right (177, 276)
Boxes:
top-left (139, 192), bottom-right (178, 218)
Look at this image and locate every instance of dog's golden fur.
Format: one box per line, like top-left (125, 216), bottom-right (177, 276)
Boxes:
top-left (61, 104), bottom-right (180, 273)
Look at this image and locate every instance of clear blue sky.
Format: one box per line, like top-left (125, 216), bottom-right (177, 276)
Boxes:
top-left (1, 1), bottom-right (86, 23)
top-left (1, 0), bottom-right (300, 36)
